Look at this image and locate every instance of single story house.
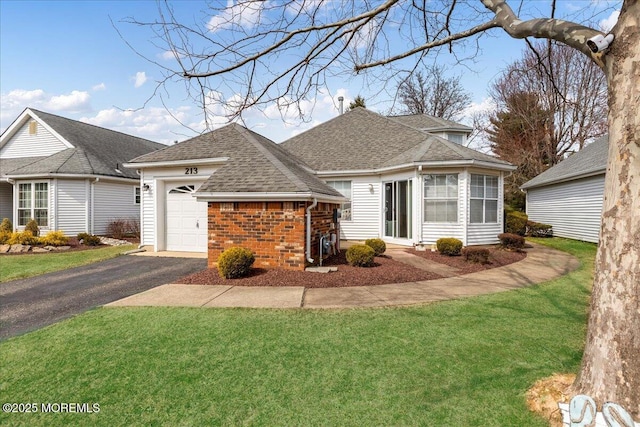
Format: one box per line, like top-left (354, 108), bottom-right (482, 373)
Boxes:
top-left (0, 108), bottom-right (165, 235)
top-left (521, 135), bottom-right (608, 243)
top-left (124, 123), bottom-right (345, 270)
top-left (281, 107), bottom-right (516, 247)
top-left (126, 108), bottom-right (514, 270)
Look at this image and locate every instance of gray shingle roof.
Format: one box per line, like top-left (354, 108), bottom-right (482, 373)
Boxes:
top-left (2, 109), bottom-right (165, 179)
top-left (281, 107), bottom-right (510, 171)
top-left (129, 123), bottom-right (343, 197)
top-left (389, 114), bottom-right (473, 132)
top-left (521, 135), bottom-right (608, 189)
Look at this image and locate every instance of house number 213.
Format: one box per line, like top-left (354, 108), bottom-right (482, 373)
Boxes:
top-left (185, 167), bottom-right (198, 175)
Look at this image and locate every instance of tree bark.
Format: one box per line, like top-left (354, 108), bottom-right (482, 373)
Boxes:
top-left (572, 0), bottom-right (640, 418)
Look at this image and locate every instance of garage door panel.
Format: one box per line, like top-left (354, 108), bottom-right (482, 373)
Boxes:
top-left (166, 183), bottom-right (208, 252)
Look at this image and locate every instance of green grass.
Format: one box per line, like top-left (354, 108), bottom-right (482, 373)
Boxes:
top-left (0, 238), bottom-right (596, 426)
top-left (0, 245), bottom-right (136, 282)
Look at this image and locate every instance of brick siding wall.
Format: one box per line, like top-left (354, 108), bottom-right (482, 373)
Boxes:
top-left (208, 201), bottom-right (340, 271)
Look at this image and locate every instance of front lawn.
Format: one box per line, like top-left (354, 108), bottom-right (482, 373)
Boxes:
top-left (0, 244), bottom-right (136, 282)
top-left (0, 238), bottom-right (596, 426)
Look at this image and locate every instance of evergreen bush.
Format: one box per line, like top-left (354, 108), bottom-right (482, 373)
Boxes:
top-left (364, 238), bottom-right (386, 256)
top-left (345, 244), bottom-right (375, 267)
top-left (25, 219), bottom-right (40, 237)
top-left (498, 233), bottom-right (525, 250)
top-left (217, 247), bottom-right (255, 279)
top-left (436, 238), bottom-right (463, 256)
top-left (39, 231), bottom-right (69, 246)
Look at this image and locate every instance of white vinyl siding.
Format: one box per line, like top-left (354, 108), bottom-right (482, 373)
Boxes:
top-left (526, 174), bottom-right (604, 243)
top-left (335, 177), bottom-right (380, 241)
top-left (93, 182), bottom-right (140, 235)
top-left (141, 176), bottom-right (155, 246)
top-left (0, 121), bottom-right (68, 158)
top-left (56, 179), bottom-right (88, 235)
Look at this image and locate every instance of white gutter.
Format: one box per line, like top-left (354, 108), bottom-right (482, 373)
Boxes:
top-left (194, 192), bottom-right (347, 204)
top-left (3, 173), bottom-right (138, 184)
top-left (122, 157), bottom-right (229, 169)
top-left (314, 160), bottom-right (517, 177)
top-left (306, 198), bottom-right (317, 264)
top-left (90, 177), bottom-right (99, 235)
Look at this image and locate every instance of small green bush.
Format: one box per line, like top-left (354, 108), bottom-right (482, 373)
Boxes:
top-left (462, 247), bottom-right (490, 264)
top-left (25, 219), bottom-right (40, 237)
top-left (505, 211), bottom-right (528, 236)
top-left (498, 233), bottom-right (525, 250)
top-left (436, 238), bottom-right (463, 256)
top-left (364, 238), bottom-right (386, 256)
top-left (345, 244), bottom-right (375, 267)
top-left (7, 230), bottom-right (39, 245)
top-left (217, 247), bottom-right (255, 279)
top-left (39, 230), bottom-right (69, 246)
top-left (0, 218), bottom-right (13, 233)
top-left (77, 233), bottom-right (102, 246)
top-left (527, 220), bottom-right (553, 237)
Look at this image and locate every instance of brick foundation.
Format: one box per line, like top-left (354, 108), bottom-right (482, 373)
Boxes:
top-left (207, 201), bottom-right (339, 271)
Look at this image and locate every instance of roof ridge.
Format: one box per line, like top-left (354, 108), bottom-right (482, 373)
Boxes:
top-left (234, 124), bottom-right (310, 192)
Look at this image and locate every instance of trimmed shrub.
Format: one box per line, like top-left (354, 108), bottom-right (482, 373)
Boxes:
top-left (25, 219), bottom-right (40, 237)
top-left (107, 219), bottom-right (140, 239)
top-left (7, 230), bottom-right (39, 245)
top-left (39, 231), bottom-right (69, 246)
top-left (345, 244), bottom-right (375, 267)
top-left (364, 238), bottom-right (386, 256)
top-left (0, 218), bottom-right (13, 233)
top-left (498, 233), bottom-right (525, 250)
top-left (77, 232), bottom-right (102, 246)
top-left (527, 220), bottom-right (553, 237)
top-left (505, 211), bottom-right (528, 236)
top-left (436, 238), bottom-right (463, 256)
top-left (0, 230), bottom-right (11, 244)
top-left (462, 247), bottom-right (490, 264)
top-left (217, 247), bottom-right (255, 279)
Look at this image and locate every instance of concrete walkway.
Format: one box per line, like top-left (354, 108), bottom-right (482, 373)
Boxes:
top-left (106, 243), bottom-right (579, 310)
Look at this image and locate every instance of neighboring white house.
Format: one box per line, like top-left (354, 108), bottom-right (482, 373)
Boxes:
top-left (521, 135), bottom-right (608, 244)
top-left (0, 108), bottom-right (164, 235)
top-left (282, 108), bottom-right (516, 247)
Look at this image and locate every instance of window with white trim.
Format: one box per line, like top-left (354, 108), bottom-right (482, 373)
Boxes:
top-left (134, 186), bottom-right (141, 205)
top-left (326, 180), bottom-right (352, 221)
top-left (424, 174), bottom-right (458, 223)
top-left (446, 133), bottom-right (464, 144)
top-left (470, 174), bottom-right (499, 223)
top-left (18, 182), bottom-right (49, 227)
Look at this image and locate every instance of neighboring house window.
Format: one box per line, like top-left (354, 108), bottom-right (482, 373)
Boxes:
top-left (446, 133), bottom-right (464, 144)
top-left (134, 186), bottom-right (141, 205)
top-left (326, 180), bottom-right (352, 221)
top-left (18, 182), bottom-right (49, 227)
top-left (470, 174), bottom-right (499, 223)
top-left (424, 174), bottom-right (458, 222)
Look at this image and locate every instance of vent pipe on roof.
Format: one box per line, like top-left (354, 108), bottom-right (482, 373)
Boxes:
top-left (338, 96), bottom-right (344, 115)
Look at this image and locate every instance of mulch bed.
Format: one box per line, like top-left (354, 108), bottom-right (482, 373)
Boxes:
top-left (177, 246), bottom-right (527, 288)
top-left (408, 246), bottom-right (527, 275)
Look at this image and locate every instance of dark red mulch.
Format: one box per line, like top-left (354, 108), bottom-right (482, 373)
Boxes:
top-left (177, 251), bottom-right (443, 288)
top-left (408, 246), bottom-right (527, 275)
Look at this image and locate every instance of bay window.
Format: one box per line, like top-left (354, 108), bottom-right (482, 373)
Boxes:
top-left (470, 174), bottom-right (498, 223)
top-left (424, 174), bottom-right (458, 222)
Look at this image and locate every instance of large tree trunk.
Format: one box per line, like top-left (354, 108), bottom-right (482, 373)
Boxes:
top-left (572, 1), bottom-right (640, 418)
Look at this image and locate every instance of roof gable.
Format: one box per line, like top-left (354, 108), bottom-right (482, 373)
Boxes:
top-left (129, 123), bottom-right (343, 198)
top-left (521, 135), bottom-right (609, 189)
top-left (1, 108), bottom-right (165, 179)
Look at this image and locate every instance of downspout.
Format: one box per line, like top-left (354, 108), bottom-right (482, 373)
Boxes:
top-left (306, 198), bottom-right (318, 264)
top-left (90, 177), bottom-right (99, 235)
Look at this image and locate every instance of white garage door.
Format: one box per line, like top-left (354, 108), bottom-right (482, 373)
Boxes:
top-left (166, 184), bottom-right (208, 252)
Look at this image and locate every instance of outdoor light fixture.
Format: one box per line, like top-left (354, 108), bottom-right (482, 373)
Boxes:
top-left (369, 184), bottom-right (374, 193)
top-left (142, 184), bottom-right (150, 191)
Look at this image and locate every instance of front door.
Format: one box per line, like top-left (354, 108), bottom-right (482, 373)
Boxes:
top-left (384, 180), bottom-right (412, 240)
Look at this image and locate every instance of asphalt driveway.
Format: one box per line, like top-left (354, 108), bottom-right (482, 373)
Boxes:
top-left (0, 255), bottom-right (207, 339)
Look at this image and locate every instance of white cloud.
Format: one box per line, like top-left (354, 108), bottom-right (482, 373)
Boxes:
top-left (92, 83), bottom-right (106, 91)
top-left (160, 50), bottom-right (184, 61)
top-left (207, 0), bottom-right (268, 33)
top-left (599, 10), bottom-right (620, 32)
top-left (47, 90), bottom-right (91, 111)
top-left (133, 72), bottom-right (148, 88)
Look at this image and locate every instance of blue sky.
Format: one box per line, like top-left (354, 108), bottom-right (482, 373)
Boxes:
top-left (0, 1), bottom-right (620, 145)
